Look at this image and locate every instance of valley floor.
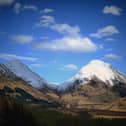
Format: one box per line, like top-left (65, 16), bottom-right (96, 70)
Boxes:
top-left (0, 96), bottom-right (126, 126)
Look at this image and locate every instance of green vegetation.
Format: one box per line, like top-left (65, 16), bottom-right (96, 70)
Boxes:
top-left (0, 95), bottom-right (126, 126)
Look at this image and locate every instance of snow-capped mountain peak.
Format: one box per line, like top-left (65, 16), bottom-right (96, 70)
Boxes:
top-left (71, 59), bottom-right (126, 86)
top-left (58, 60), bottom-right (126, 91)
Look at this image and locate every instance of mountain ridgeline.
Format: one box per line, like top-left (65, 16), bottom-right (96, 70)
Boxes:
top-left (0, 60), bottom-right (126, 109)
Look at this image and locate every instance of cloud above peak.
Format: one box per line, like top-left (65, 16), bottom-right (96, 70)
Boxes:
top-left (104, 53), bottom-right (122, 60)
top-left (103, 5), bottom-right (122, 16)
top-left (62, 64), bottom-right (78, 71)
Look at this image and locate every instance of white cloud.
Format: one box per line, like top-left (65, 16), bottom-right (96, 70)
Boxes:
top-left (0, 0), bottom-right (15, 6)
top-left (31, 63), bottom-right (43, 68)
top-left (35, 15), bottom-right (55, 27)
top-left (35, 15), bottom-right (98, 53)
top-left (35, 15), bottom-right (80, 36)
top-left (104, 53), bottom-right (122, 60)
top-left (11, 35), bottom-right (33, 44)
top-left (34, 36), bottom-right (97, 53)
top-left (13, 3), bottom-right (38, 14)
top-left (105, 38), bottom-right (115, 41)
top-left (14, 3), bottom-right (21, 14)
top-left (61, 64), bottom-right (78, 71)
top-left (90, 25), bottom-right (119, 38)
top-left (23, 5), bottom-right (38, 11)
top-left (103, 5), bottom-right (122, 16)
top-left (0, 53), bottom-right (38, 61)
top-left (40, 8), bottom-right (53, 13)
top-left (51, 23), bottom-right (80, 36)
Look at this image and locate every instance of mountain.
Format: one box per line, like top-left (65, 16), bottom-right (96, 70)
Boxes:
top-left (58, 60), bottom-right (126, 108)
top-left (71, 60), bottom-right (126, 86)
top-left (58, 60), bottom-right (126, 91)
top-left (0, 62), bottom-right (60, 108)
top-left (1, 59), bottom-right (126, 110)
top-left (5, 60), bottom-right (49, 88)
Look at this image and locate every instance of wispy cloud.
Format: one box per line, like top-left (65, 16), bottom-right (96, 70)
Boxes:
top-left (60, 64), bottom-right (78, 71)
top-left (51, 23), bottom-right (80, 36)
top-left (103, 5), bottom-right (122, 16)
top-left (13, 3), bottom-right (38, 14)
top-left (35, 15), bottom-right (80, 36)
top-left (11, 35), bottom-right (33, 44)
top-left (34, 15), bottom-right (98, 53)
top-left (40, 8), bottom-right (53, 13)
top-left (0, 0), bottom-right (15, 6)
top-left (105, 38), bottom-right (115, 41)
top-left (0, 53), bottom-right (38, 61)
top-left (35, 15), bottom-right (55, 27)
top-left (13, 3), bottom-right (21, 14)
top-left (23, 5), bottom-right (38, 11)
top-left (104, 53), bottom-right (122, 60)
top-left (90, 25), bottom-right (119, 38)
top-left (0, 31), bottom-right (6, 35)
top-left (31, 63), bottom-right (43, 68)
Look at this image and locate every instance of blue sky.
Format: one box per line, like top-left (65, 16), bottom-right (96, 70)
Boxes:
top-left (0, 0), bottom-right (126, 83)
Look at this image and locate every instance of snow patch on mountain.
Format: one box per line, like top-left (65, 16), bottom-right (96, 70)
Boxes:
top-left (71, 60), bottom-right (126, 86)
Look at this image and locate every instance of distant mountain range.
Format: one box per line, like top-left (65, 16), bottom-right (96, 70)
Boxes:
top-left (0, 59), bottom-right (126, 110)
